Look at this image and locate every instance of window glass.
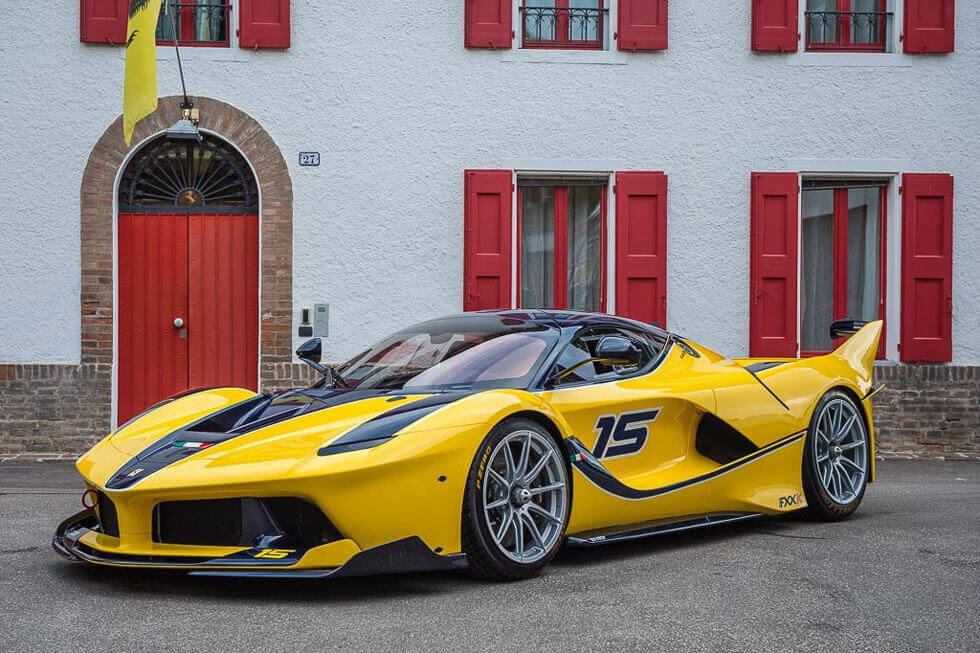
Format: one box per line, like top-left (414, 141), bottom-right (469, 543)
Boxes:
top-left (156, 1), bottom-right (229, 45)
top-left (524, 0), bottom-right (557, 42)
top-left (850, 0), bottom-right (883, 45)
top-left (522, 0), bottom-right (604, 49)
top-left (801, 182), bottom-right (885, 354)
top-left (807, 0), bottom-right (838, 45)
top-left (569, 0), bottom-right (601, 43)
top-left (521, 187), bottom-right (556, 308)
top-left (337, 316), bottom-right (558, 391)
top-left (567, 186), bottom-right (602, 311)
top-left (551, 328), bottom-right (656, 386)
top-left (801, 189), bottom-right (835, 352)
top-left (846, 188), bottom-right (881, 322)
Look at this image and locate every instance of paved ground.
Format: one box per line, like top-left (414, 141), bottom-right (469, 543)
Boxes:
top-left (0, 461), bottom-right (977, 652)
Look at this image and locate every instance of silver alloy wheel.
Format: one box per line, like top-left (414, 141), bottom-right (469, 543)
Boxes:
top-left (481, 429), bottom-right (568, 564)
top-left (814, 397), bottom-right (868, 505)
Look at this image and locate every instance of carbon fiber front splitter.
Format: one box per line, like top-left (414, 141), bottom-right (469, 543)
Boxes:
top-left (52, 509), bottom-right (467, 579)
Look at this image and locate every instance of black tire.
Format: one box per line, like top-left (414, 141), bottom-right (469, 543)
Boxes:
top-left (461, 417), bottom-right (570, 581)
top-left (801, 389), bottom-right (870, 521)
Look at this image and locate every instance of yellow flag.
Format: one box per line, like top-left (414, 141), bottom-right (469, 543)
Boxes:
top-left (123, 0), bottom-right (163, 145)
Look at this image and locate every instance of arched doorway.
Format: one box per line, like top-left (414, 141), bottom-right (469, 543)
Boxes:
top-left (116, 133), bottom-right (260, 422)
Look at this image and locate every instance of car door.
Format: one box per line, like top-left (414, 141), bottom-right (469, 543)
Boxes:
top-left (537, 326), bottom-right (684, 484)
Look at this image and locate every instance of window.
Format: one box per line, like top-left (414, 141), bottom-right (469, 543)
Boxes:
top-left (464, 169), bottom-right (667, 325)
top-left (805, 0), bottom-right (890, 51)
top-left (156, 2), bottom-right (232, 47)
top-left (521, 1), bottom-right (607, 50)
top-left (550, 327), bottom-right (657, 386)
top-left (800, 179), bottom-right (887, 357)
top-left (336, 314), bottom-right (559, 391)
top-left (518, 180), bottom-right (606, 312)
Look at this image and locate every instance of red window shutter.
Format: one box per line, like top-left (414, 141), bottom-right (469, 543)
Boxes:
top-left (904, 0), bottom-right (955, 53)
top-left (751, 0), bottom-right (799, 52)
top-left (900, 174), bottom-right (953, 362)
top-left (239, 0), bottom-right (291, 49)
top-left (615, 172), bottom-right (667, 326)
top-left (750, 172), bottom-right (799, 357)
top-left (79, 0), bottom-right (129, 45)
top-left (465, 0), bottom-right (512, 49)
top-left (617, 0), bottom-right (668, 51)
top-left (464, 170), bottom-right (513, 311)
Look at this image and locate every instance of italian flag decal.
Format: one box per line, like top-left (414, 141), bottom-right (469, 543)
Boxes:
top-left (173, 441), bottom-right (212, 449)
top-left (571, 453), bottom-right (588, 463)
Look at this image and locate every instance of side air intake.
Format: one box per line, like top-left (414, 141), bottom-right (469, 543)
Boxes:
top-left (695, 414), bottom-right (759, 465)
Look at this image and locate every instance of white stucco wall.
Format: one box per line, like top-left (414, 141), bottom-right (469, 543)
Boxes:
top-left (0, 2), bottom-right (976, 365)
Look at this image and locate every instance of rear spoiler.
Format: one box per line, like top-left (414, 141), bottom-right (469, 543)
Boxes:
top-left (830, 319), bottom-right (869, 340)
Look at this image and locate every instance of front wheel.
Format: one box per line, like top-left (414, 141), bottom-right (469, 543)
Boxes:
top-left (802, 389), bottom-right (870, 521)
top-left (461, 418), bottom-right (570, 581)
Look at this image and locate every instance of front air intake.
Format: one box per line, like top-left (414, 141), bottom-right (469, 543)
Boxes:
top-left (96, 491), bottom-right (120, 537)
top-left (152, 497), bottom-right (341, 548)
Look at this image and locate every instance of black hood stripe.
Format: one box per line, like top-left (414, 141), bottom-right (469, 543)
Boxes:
top-left (104, 390), bottom-right (434, 490)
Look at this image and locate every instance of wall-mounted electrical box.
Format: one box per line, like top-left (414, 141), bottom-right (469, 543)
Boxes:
top-left (313, 303), bottom-right (330, 337)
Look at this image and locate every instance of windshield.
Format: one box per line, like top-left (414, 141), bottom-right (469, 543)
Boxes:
top-left (336, 314), bottom-right (558, 392)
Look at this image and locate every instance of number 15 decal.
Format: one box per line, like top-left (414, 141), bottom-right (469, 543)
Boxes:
top-left (592, 409), bottom-right (661, 459)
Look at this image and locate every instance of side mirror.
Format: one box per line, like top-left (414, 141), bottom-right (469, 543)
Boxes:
top-left (296, 338), bottom-right (322, 363)
top-left (596, 336), bottom-right (642, 367)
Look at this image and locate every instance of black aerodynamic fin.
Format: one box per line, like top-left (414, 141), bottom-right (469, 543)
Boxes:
top-left (318, 392), bottom-right (472, 456)
top-left (695, 413), bottom-right (759, 465)
top-left (742, 366), bottom-right (790, 411)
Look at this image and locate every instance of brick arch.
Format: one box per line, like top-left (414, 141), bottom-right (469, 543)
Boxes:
top-left (80, 96), bottom-right (294, 400)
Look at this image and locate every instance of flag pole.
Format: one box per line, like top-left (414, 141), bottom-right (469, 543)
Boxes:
top-left (165, 0), bottom-right (191, 109)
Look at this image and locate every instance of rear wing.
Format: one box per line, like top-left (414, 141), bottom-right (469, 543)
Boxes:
top-left (832, 320), bottom-right (883, 381)
top-left (830, 319), bottom-right (869, 340)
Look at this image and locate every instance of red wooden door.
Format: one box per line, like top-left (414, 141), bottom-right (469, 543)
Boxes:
top-left (118, 213), bottom-right (190, 423)
top-left (117, 212), bottom-right (258, 423)
top-left (188, 214), bottom-right (260, 390)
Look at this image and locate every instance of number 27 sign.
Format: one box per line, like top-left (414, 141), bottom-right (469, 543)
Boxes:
top-left (298, 152), bottom-right (320, 167)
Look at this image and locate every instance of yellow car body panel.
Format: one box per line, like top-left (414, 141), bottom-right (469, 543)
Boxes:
top-left (54, 316), bottom-right (882, 577)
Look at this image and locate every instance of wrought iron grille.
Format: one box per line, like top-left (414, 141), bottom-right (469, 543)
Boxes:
top-left (119, 135), bottom-right (258, 213)
top-left (521, 4), bottom-right (607, 50)
top-left (156, 2), bottom-right (231, 46)
top-left (805, 11), bottom-right (891, 51)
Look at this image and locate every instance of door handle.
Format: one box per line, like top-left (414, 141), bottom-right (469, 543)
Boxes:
top-left (173, 317), bottom-right (187, 339)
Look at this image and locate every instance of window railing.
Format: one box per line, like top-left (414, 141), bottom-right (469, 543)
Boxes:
top-left (805, 10), bottom-right (892, 52)
top-left (521, 5), bottom-right (607, 50)
top-left (156, 2), bottom-right (232, 47)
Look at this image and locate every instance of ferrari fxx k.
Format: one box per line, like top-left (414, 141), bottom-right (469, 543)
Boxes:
top-left (54, 311), bottom-right (882, 580)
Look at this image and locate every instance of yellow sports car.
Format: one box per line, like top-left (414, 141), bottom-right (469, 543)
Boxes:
top-left (54, 310), bottom-right (883, 580)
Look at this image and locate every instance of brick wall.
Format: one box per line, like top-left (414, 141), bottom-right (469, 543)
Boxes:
top-left (0, 364), bottom-right (109, 454)
top-left (1, 363), bottom-right (977, 455)
top-left (872, 365), bottom-right (979, 457)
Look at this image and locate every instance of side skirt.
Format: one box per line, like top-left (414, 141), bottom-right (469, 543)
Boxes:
top-left (566, 512), bottom-right (763, 547)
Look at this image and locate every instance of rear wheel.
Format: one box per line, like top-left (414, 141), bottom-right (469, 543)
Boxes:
top-left (802, 389), bottom-right (870, 521)
top-left (461, 418), bottom-right (569, 580)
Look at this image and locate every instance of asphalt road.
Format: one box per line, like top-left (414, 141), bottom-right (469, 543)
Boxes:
top-left (0, 460), bottom-right (977, 652)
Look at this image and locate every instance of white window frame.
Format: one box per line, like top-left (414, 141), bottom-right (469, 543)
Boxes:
top-left (501, 161), bottom-right (621, 311)
top-left (788, 0), bottom-right (912, 67)
top-left (787, 159), bottom-right (908, 360)
top-left (504, 0), bottom-right (629, 65)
